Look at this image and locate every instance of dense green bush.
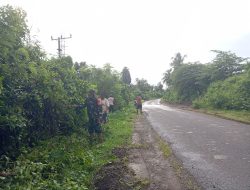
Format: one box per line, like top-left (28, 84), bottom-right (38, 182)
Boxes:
top-left (162, 51), bottom-right (249, 111)
top-left (193, 72), bottom-right (250, 110)
top-left (1, 107), bottom-right (135, 190)
top-left (131, 78), bottom-right (163, 101)
top-left (0, 5), bottom-right (135, 160)
top-left (0, 54), bottom-right (91, 158)
top-left (171, 63), bottom-right (210, 102)
top-left (162, 88), bottom-right (180, 103)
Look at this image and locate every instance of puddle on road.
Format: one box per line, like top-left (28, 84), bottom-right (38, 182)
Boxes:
top-left (209, 140), bottom-right (216, 144)
top-left (182, 152), bottom-right (203, 162)
top-left (209, 124), bottom-right (227, 128)
top-left (143, 99), bottom-right (161, 105)
top-left (172, 128), bottom-right (184, 134)
top-left (143, 104), bottom-right (177, 111)
top-left (209, 123), bottom-right (218, 126)
top-left (214, 155), bottom-right (227, 160)
top-left (143, 100), bottom-right (179, 112)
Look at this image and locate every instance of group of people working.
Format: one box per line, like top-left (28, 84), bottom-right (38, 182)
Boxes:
top-left (84, 90), bottom-right (114, 142)
top-left (84, 90), bottom-right (143, 143)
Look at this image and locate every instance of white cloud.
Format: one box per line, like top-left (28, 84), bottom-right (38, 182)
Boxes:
top-left (1, 0), bottom-right (250, 84)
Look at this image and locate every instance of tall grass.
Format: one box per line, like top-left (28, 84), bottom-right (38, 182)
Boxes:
top-left (0, 106), bottom-right (135, 189)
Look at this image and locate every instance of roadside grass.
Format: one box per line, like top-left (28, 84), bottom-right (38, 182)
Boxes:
top-left (170, 158), bottom-right (201, 190)
top-left (162, 100), bottom-right (250, 124)
top-left (197, 108), bottom-right (250, 124)
top-left (0, 106), bottom-right (135, 190)
top-left (157, 137), bottom-right (172, 158)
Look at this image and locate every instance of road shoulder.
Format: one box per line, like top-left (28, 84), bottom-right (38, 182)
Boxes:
top-left (94, 112), bottom-right (202, 190)
top-left (160, 100), bottom-right (250, 124)
top-left (128, 114), bottom-right (202, 190)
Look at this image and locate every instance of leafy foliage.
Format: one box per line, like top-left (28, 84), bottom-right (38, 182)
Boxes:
top-left (193, 72), bottom-right (250, 110)
top-left (162, 69), bottom-right (172, 87)
top-left (171, 63), bottom-right (210, 102)
top-left (121, 67), bottom-right (131, 85)
top-left (162, 51), bottom-right (250, 111)
top-left (131, 78), bottom-right (163, 100)
top-left (0, 5), bottom-right (134, 161)
top-left (1, 107), bottom-right (135, 189)
top-left (0, 5), bottom-right (29, 64)
top-left (209, 50), bottom-right (246, 81)
top-left (76, 63), bottom-right (127, 110)
top-left (0, 5), bottom-right (160, 189)
top-left (170, 52), bottom-right (186, 69)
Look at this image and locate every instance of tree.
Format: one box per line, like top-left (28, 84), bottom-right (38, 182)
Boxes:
top-left (134, 78), bottom-right (153, 100)
top-left (162, 50), bottom-right (250, 108)
top-left (0, 5), bottom-right (29, 64)
top-left (162, 68), bottom-right (172, 86)
top-left (210, 50), bottom-right (246, 81)
top-left (151, 82), bottom-right (164, 98)
top-left (170, 52), bottom-right (186, 69)
top-left (166, 63), bottom-right (210, 102)
top-left (0, 6), bottom-right (90, 157)
top-left (0, 5), bottom-right (32, 157)
top-left (156, 82), bottom-right (163, 91)
top-left (162, 53), bottom-right (186, 87)
top-left (121, 67), bottom-right (131, 85)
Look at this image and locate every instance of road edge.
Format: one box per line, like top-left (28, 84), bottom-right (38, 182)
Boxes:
top-left (129, 114), bottom-right (203, 190)
top-left (160, 100), bottom-right (250, 125)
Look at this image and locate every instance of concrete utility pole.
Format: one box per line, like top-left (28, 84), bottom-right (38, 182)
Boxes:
top-left (51, 34), bottom-right (72, 58)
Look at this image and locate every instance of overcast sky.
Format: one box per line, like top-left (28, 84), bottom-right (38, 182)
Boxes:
top-left (1, 0), bottom-right (250, 85)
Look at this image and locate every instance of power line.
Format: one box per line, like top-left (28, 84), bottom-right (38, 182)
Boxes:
top-left (51, 34), bottom-right (72, 58)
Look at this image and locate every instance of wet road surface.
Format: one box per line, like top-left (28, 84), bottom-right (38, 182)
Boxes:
top-left (143, 100), bottom-right (250, 190)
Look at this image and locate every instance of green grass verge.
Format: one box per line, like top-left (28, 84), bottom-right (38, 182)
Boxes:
top-left (197, 108), bottom-right (250, 124)
top-left (157, 137), bottom-right (172, 158)
top-left (0, 107), bottom-right (135, 190)
top-left (162, 99), bottom-right (250, 124)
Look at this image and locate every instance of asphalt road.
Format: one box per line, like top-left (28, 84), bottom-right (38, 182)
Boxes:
top-left (143, 100), bottom-right (250, 190)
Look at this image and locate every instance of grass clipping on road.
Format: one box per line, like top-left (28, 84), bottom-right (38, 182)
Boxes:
top-left (157, 137), bottom-right (172, 158)
top-left (1, 107), bottom-right (136, 190)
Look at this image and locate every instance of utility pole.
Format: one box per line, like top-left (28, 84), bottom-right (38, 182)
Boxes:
top-left (51, 34), bottom-right (72, 58)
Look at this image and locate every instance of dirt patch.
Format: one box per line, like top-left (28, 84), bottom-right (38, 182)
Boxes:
top-left (94, 160), bottom-right (135, 190)
top-left (112, 147), bottom-right (128, 159)
top-left (94, 147), bottom-right (148, 190)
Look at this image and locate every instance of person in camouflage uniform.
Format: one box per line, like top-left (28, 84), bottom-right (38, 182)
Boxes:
top-left (84, 90), bottom-right (103, 142)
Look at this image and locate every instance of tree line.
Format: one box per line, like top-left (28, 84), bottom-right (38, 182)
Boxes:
top-left (0, 5), bottom-right (162, 161)
top-left (162, 51), bottom-right (250, 110)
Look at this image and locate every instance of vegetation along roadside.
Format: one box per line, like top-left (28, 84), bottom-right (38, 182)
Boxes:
top-left (0, 106), bottom-right (137, 189)
top-left (0, 6), bottom-right (162, 189)
top-left (162, 51), bottom-right (250, 124)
